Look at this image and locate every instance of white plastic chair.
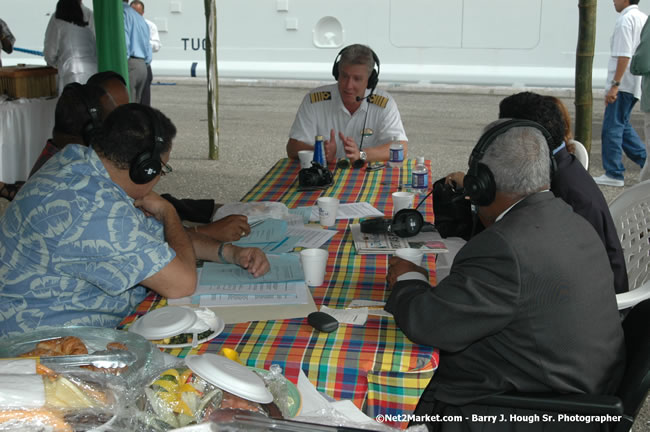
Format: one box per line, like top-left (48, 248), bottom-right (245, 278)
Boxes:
top-left (569, 139), bottom-right (589, 170)
top-left (608, 180), bottom-right (650, 309)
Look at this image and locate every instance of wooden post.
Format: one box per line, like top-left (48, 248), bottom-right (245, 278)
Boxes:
top-left (575, 0), bottom-right (597, 153)
top-left (205, 0), bottom-right (219, 160)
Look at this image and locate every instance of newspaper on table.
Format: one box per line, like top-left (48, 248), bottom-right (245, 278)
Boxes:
top-left (350, 223), bottom-right (448, 255)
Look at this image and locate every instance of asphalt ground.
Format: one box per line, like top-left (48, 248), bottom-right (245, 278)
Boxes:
top-left (0, 79), bottom-right (647, 429)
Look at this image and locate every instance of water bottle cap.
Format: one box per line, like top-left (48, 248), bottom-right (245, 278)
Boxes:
top-left (416, 156), bottom-right (425, 163)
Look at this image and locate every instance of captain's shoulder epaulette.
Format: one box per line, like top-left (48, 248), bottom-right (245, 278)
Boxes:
top-left (310, 91), bottom-right (331, 103)
top-left (368, 94), bottom-right (389, 108)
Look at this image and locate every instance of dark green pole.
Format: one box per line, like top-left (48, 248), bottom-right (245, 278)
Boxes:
top-left (92, 0), bottom-right (130, 92)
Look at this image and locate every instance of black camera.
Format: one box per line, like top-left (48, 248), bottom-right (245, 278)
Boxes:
top-left (298, 162), bottom-right (333, 190)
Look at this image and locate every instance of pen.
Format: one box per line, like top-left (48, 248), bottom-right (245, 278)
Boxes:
top-left (346, 305), bottom-right (386, 310)
top-left (249, 220), bottom-right (264, 228)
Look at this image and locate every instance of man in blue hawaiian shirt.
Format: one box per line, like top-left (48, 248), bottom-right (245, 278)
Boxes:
top-left (0, 104), bottom-right (269, 336)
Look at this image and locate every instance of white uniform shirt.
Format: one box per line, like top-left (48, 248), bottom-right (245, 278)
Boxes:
top-left (607, 4), bottom-right (648, 97)
top-left (145, 18), bottom-right (161, 53)
top-left (289, 83), bottom-right (407, 159)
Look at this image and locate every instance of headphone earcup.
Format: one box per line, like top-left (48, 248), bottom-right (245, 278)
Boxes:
top-left (391, 209), bottom-right (424, 238)
top-left (332, 58), bottom-right (340, 81)
top-left (129, 151), bottom-right (161, 184)
top-left (367, 69), bottom-right (378, 90)
top-left (464, 163), bottom-right (496, 206)
top-left (82, 121), bottom-right (99, 147)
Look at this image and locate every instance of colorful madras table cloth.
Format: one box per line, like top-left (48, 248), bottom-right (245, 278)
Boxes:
top-left (120, 158), bottom-right (441, 429)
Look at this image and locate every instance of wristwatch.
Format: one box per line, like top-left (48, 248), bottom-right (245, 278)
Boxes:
top-left (611, 79), bottom-right (621, 87)
top-left (359, 151), bottom-right (367, 161)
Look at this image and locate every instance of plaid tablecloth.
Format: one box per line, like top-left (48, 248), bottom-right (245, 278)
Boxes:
top-left (120, 158), bottom-right (440, 428)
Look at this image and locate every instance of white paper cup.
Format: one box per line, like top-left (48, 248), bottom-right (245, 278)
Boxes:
top-left (317, 197), bottom-right (340, 227)
top-left (392, 191), bottom-right (414, 216)
top-left (395, 247), bottom-right (424, 266)
top-left (300, 248), bottom-right (328, 287)
top-left (298, 150), bottom-right (314, 169)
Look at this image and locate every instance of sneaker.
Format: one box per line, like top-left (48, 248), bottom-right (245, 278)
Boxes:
top-left (593, 174), bottom-right (624, 187)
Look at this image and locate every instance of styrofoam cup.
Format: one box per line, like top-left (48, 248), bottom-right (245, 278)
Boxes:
top-left (317, 197), bottom-right (339, 227)
top-left (300, 248), bottom-right (328, 287)
top-left (298, 150), bottom-right (314, 169)
top-left (392, 191), bottom-right (414, 215)
top-left (395, 247), bottom-right (424, 266)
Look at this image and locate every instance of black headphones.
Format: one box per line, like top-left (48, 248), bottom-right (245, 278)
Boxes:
top-left (360, 208), bottom-right (425, 238)
top-left (129, 105), bottom-right (165, 184)
top-left (331, 45), bottom-right (380, 90)
top-left (63, 82), bottom-right (102, 145)
top-left (464, 119), bottom-right (556, 207)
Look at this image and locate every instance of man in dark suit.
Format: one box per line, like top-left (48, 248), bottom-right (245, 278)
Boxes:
top-left (386, 120), bottom-right (625, 432)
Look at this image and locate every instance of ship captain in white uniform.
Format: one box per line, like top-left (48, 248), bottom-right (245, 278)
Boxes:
top-left (286, 44), bottom-right (407, 166)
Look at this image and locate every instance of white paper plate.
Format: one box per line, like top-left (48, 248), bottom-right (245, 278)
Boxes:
top-left (129, 306), bottom-right (198, 339)
top-left (185, 353), bottom-right (273, 403)
top-left (129, 306), bottom-right (225, 349)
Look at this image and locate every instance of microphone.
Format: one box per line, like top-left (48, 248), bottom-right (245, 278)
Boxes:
top-left (356, 92), bottom-right (374, 102)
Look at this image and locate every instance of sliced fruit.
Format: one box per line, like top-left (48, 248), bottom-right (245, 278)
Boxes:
top-left (152, 379), bottom-right (178, 393)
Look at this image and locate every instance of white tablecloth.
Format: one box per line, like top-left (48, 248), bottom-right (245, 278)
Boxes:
top-left (0, 97), bottom-right (57, 183)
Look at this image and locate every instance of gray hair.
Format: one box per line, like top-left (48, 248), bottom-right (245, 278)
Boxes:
top-left (480, 121), bottom-right (551, 196)
top-left (338, 44), bottom-right (375, 78)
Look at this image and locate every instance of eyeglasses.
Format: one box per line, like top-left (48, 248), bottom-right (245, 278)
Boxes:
top-left (336, 158), bottom-right (366, 170)
top-left (336, 158), bottom-right (385, 171)
top-left (160, 162), bottom-right (173, 176)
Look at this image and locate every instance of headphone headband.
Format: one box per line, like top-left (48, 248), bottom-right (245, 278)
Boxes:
top-left (331, 45), bottom-right (380, 90)
top-left (465, 119), bottom-right (555, 206)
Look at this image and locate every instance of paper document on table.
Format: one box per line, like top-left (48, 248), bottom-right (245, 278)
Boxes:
top-left (309, 202), bottom-right (384, 222)
top-left (347, 299), bottom-right (393, 317)
top-left (233, 219), bottom-right (287, 245)
top-left (196, 282), bottom-right (310, 307)
top-left (289, 207), bottom-right (313, 224)
top-left (320, 305), bottom-right (368, 325)
top-left (287, 225), bottom-right (337, 248)
top-left (197, 254), bottom-right (304, 289)
top-left (242, 236), bottom-right (302, 254)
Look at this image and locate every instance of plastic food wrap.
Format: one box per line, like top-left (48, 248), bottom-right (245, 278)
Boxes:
top-left (133, 361), bottom-right (290, 432)
top-left (0, 367), bottom-right (127, 432)
top-left (0, 327), bottom-right (159, 387)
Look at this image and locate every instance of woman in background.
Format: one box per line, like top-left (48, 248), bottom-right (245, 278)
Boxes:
top-left (44, 0), bottom-right (97, 94)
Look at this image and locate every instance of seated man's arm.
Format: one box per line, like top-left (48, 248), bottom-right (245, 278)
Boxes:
top-left (136, 193), bottom-right (197, 298)
top-left (386, 230), bottom-right (519, 352)
top-left (286, 138), bottom-right (314, 159)
top-left (189, 231), bottom-right (270, 278)
top-left (343, 137), bottom-right (407, 163)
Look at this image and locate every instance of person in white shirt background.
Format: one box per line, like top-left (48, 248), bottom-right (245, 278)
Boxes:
top-left (44, 0), bottom-right (97, 94)
top-left (130, 0), bottom-right (160, 107)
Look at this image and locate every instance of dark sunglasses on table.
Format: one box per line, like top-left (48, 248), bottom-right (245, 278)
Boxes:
top-left (160, 162), bottom-right (173, 176)
top-left (336, 159), bottom-right (385, 171)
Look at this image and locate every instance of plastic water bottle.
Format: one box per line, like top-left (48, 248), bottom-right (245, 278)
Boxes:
top-left (313, 135), bottom-right (325, 166)
top-left (412, 156), bottom-right (429, 195)
top-left (387, 136), bottom-right (404, 168)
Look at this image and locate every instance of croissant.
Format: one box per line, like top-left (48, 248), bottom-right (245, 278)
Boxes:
top-left (19, 336), bottom-right (88, 357)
